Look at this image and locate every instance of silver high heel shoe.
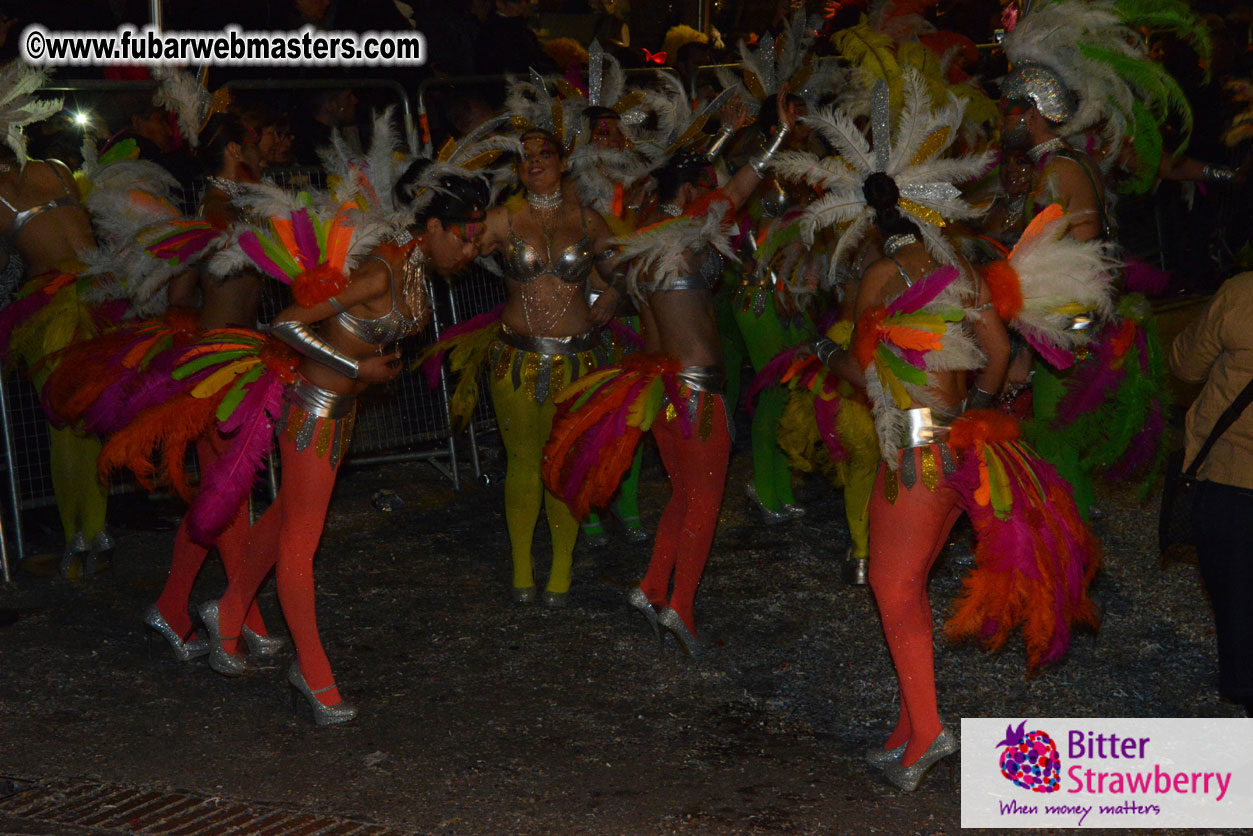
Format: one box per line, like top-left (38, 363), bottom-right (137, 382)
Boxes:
top-left (83, 531), bottom-right (115, 578)
top-left (511, 585), bottom-right (536, 604)
top-left (242, 625), bottom-right (288, 657)
top-left (657, 606), bottom-right (708, 657)
top-left (541, 589), bottom-right (569, 608)
top-left (865, 742), bottom-right (907, 768)
top-left (196, 600), bottom-right (248, 677)
top-left (881, 727), bottom-right (959, 791)
top-left (625, 587), bottom-right (659, 638)
top-left (143, 605), bottom-right (209, 662)
top-left (59, 532), bottom-right (88, 581)
top-left (781, 503), bottom-right (806, 520)
top-left (613, 510), bottom-right (649, 544)
top-left (580, 520), bottom-right (610, 548)
top-left (288, 664), bottom-right (357, 726)
top-left (745, 483), bottom-right (789, 525)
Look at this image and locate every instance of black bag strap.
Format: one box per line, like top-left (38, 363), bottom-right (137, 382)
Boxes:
top-left (1185, 376), bottom-right (1253, 477)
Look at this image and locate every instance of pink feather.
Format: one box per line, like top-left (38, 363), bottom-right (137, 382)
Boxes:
top-left (887, 265), bottom-right (958, 315)
top-left (607, 319), bottom-right (644, 352)
top-left (238, 232), bottom-right (290, 283)
top-left (1122, 255), bottom-right (1171, 298)
top-left (746, 346), bottom-right (801, 415)
top-left (290, 208), bottom-right (321, 271)
top-left (0, 292), bottom-right (53, 362)
top-left (1024, 334), bottom-right (1075, 370)
top-left (185, 374), bottom-right (282, 545)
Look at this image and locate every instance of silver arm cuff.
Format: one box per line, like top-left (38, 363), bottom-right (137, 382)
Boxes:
top-left (270, 319), bottom-right (359, 380)
top-left (749, 126), bottom-right (790, 177)
top-left (964, 386), bottom-right (996, 411)
top-left (704, 125), bottom-right (735, 162)
top-left (814, 337), bottom-right (839, 367)
top-left (1202, 164), bottom-right (1236, 183)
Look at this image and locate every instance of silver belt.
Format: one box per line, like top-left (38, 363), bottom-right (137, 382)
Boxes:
top-left (286, 376), bottom-right (357, 419)
top-left (901, 407), bottom-right (952, 448)
top-left (676, 365), bottom-right (725, 395)
top-left (500, 323), bottom-right (600, 355)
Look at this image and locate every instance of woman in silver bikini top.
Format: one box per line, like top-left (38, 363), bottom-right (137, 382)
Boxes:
top-left (504, 209), bottom-right (595, 285)
top-left (328, 253), bottom-right (425, 346)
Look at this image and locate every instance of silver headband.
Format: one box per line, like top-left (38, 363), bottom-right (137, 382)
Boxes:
top-left (1001, 63), bottom-right (1077, 125)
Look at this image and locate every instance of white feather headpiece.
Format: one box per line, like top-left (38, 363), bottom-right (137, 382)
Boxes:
top-left (0, 62), bottom-right (63, 166)
top-left (771, 69), bottom-right (994, 269)
top-left (715, 10), bottom-right (844, 114)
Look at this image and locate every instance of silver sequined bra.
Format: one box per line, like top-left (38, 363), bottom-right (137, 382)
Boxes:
top-left (331, 255), bottom-right (421, 345)
top-left (505, 209), bottom-right (594, 284)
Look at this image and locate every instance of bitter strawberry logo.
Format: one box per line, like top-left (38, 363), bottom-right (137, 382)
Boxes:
top-left (997, 721), bottom-right (1061, 793)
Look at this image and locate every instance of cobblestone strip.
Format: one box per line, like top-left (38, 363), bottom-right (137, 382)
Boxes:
top-left (0, 778), bottom-right (419, 836)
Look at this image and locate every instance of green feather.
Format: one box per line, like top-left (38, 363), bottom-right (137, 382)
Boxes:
top-left (215, 364), bottom-right (265, 422)
top-left (1078, 43), bottom-right (1193, 152)
top-left (173, 349), bottom-right (253, 379)
top-left (1119, 100), bottom-right (1164, 194)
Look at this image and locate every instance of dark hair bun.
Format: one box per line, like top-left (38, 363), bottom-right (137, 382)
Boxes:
top-left (862, 171), bottom-right (900, 213)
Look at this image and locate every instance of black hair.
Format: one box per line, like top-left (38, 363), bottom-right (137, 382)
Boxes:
top-left (654, 149), bottom-right (713, 202)
top-left (198, 113), bottom-right (256, 174)
top-left (397, 159), bottom-right (489, 224)
top-left (862, 171), bottom-right (921, 238)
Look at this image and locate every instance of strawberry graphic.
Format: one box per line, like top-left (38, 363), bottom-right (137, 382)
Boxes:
top-left (996, 721), bottom-right (1061, 793)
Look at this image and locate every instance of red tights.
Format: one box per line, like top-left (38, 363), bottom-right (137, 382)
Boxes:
top-left (215, 424), bottom-right (345, 705)
top-left (639, 394), bottom-right (731, 636)
top-left (155, 434), bottom-right (266, 639)
top-left (867, 446), bottom-right (963, 767)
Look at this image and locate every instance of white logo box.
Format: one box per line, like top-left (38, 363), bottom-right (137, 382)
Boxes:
top-left (961, 718), bottom-right (1253, 829)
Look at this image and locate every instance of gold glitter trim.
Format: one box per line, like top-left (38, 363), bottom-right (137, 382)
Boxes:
top-left (899, 197), bottom-right (945, 228)
top-left (314, 416), bottom-right (334, 460)
top-left (493, 344), bottom-right (512, 383)
top-left (549, 353), bottom-right (567, 399)
top-left (920, 445), bottom-right (939, 492)
top-left (698, 393), bottom-right (713, 441)
top-left (522, 351), bottom-right (541, 401)
top-left (285, 410), bottom-right (305, 444)
top-left (883, 466), bottom-right (899, 504)
top-left (910, 128), bottom-right (951, 165)
top-left (664, 402), bottom-right (678, 423)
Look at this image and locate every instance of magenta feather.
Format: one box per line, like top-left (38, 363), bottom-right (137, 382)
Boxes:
top-left (290, 208), bottom-right (320, 271)
top-left (185, 375), bottom-right (282, 545)
top-left (238, 231), bottom-right (290, 283)
top-left (1025, 334), bottom-right (1075, 370)
top-left (887, 265), bottom-right (957, 315)
top-left (419, 304), bottom-right (505, 388)
top-left (1122, 255), bottom-right (1171, 298)
top-left (746, 346), bottom-right (801, 415)
top-left (607, 319), bottom-right (644, 352)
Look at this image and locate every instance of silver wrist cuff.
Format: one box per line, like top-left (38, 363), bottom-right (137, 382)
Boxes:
top-left (964, 386), bottom-right (995, 411)
top-left (1203, 164), bottom-right (1236, 183)
top-left (749, 127), bottom-right (790, 177)
top-left (704, 125), bottom-right (735, 162)
top-left (270, 319), bottom-right (359, 379)
top-left (814, 337), bottom-right (839, 366)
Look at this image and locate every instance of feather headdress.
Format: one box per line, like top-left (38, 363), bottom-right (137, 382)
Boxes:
top-left (773, 70), bottom-right (995, 268)
top-left (0, 62), bottom-right (63, 166)
top-left (151, 67), bottom-right (231, 148)
top-left (716, 9), bottom-right (846, 115)
top-left (980, 203), bottom-right (1119, 369)
top-left (1000, 0), bottom-right (1207, 190)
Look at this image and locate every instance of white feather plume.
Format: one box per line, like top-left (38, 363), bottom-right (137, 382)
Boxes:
top-left (0, 62), bottom-right (63, 165)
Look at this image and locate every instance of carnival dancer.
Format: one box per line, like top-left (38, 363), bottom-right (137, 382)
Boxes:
top-left (544, 89), bottom-right (798, 653)
top-left (800, 74), bottom-right (1099, 790)
top-left (993, 0), bottom-right (1193, 509)
top-left (198, 162), bottom-right (485, 724)
top-left (563, 41), bottom-right (669, 545)
top-left (0, 63), bottom-right (116, 579)
top-left (472, 118), bottom-right (623, 606)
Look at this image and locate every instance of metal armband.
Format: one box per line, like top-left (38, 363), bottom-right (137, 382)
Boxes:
top-left (814, 337), bottom-right (840, 367)
top-left (749, 126), bottom-right (790, 177)
top-left (964, 386), bottom-right (996, 411)
top-left (270, 319), bottom-right (359, 380)
top-left (704, 124), bottom-right (735, 162)
top-left (1202, 164), bottom-right (1236, 183)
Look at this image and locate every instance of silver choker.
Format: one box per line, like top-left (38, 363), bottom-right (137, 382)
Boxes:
top-left (526, 190), bottom-right (563, 211)
top-left (883, 233), bottom-right (919, 256)
top-left (206, 176), bottom-right (249, 199)
top-left (659, 203), bottom-right (682, 217)
top-left (1028, 138), bottom-right (1066, 165)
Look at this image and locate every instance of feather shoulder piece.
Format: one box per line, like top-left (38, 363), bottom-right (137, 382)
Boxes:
top-left (0, 62), bottom-right (63, 166)
top-left (613, 196), bottom-right (738, 301)
top-left (980, 203), bottom-right (1119, 369)
top-left (210, 184), bottom-right (386, 307)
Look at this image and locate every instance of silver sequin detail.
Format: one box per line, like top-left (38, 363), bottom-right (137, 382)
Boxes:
top-left (1001, 63), bottom-right (1077, 124)
top-left (900, 446), bottom-right (917, 489)
top-left (1028, 137), bottom-right (1067, 165)
top-left (535, 357), bottom-right (551, 405)
top-left (758, 34), bottom-right (777, 97)
top-left (588, 41), bottom-right (604, 107)
top-left (870, 80), bottom-right (891, 173)
top-left (294, 411), bottom-right (317, 452)
top-left (939, 444), bottom-right (956, 474)
top-left (901, 183), bottom-right (962, 204)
